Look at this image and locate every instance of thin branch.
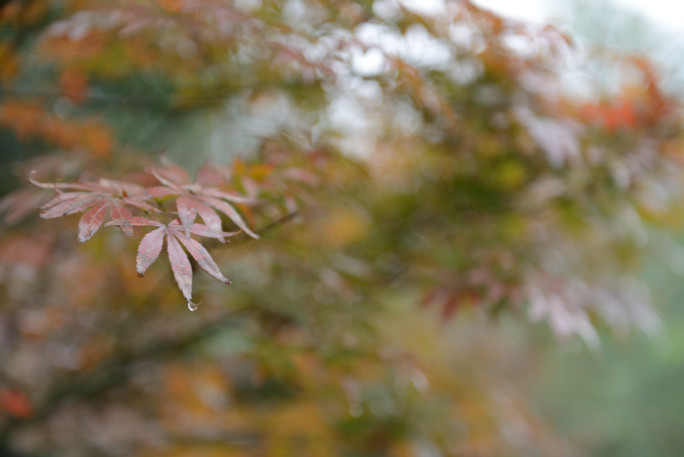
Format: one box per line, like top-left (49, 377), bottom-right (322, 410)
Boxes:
top-left (230, 210), bottom-right (300, 246)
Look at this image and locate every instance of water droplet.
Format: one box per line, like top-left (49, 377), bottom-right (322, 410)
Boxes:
top-left (188, 301), bottom-right (198, 312)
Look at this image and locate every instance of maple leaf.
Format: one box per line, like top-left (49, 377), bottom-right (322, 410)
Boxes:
top-left (0, 187), bottom-right (51, 225)
top-left (146, 160), bottom-right (259, 241)
top-left (106, 217), bottom-right (238, 310)
top-left (31, 175), bottom-right (157, 242)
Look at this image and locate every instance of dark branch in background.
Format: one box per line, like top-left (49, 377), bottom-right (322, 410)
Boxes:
top-left (1, 78), bottom-right (319, 111)
top-left (0, 170), bottom-right (356, 457)
top-left (0, 215), bottom-right (298, 444)
top-left (1, 86), bottom-right (181, 112)
top-left (231, 210), bottom-right (300, 246)
top-left (0, 171), bottom-right (364, 457)
top-left (0, 308), bottom-right (248, 442)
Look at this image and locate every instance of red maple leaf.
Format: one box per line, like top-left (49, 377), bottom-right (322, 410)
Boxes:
top-left (106, 217), bottom-right (238, 310)
top-left (31, 174), bottom-right (157, 242)
top-left (146, 160), bottom-right (259, 241)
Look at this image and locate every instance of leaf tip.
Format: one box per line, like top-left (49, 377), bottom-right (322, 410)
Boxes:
top-left (242, 228), bottom-right (260, 239)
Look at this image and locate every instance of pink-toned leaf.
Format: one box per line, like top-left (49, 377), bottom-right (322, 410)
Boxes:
top-left (149, 168), bottom-right (182, 189)
top-left (109, 202), bottom-right (134, 236)
top-left (201, 196), bottom-right (259, 239)
top-left (176, 196), bottom-right (223, 240)
top-left (166, 219), bottom-right (237, 240)
top-left (176, 196), bottom-right (199, 237)
top-left (193, 202), bottom-right (223, 238)
top-left (202, 187), bottom-right (255, 204)
top-left (120, 198), bottom-right (160, 213)
top-left (40, 195), bottom-right (99, 218)
top-left (29, 173), bottom-right (95, 192)
top-left (40, 192), bottom-right (86, 210)
top-left (167, 234), bottom-right (193, 303)
top-left (0, 188), bottom-right (50, 225)
top-left (189, 223), bottom-right (240, 240)
top-left (195, 162), bottom-right (232, 186)
top-left (105, 217), bottom-right (162, 228)
top-left (78, 202), bottom-right (108, 242)
top-left (136, 227), bottom-right (165, 276)
top-left (98, 178), bottom-right (146, 197)
top-left (145, 186), bottom-right (179, 199)
top-left (175, 233), bottom-right (230, 284)
top-left (158, 157), bottom-right (191, 184)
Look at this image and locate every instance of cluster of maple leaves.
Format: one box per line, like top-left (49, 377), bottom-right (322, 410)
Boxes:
top-left (30, 159), bottom-right (260, 310)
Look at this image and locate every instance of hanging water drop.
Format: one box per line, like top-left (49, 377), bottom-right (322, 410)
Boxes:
top-left (188, 301), bottom-right (198, 311)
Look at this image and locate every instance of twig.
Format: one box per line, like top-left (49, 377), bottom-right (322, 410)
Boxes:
top-left (230, 210), bottom-right (300, 246)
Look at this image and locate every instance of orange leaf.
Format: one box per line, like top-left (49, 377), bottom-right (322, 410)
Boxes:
top-left (0, 388), bottom-right (32, 418)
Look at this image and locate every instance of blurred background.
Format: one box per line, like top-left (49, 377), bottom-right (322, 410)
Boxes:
top-left (476, 1), bottom-right (684, 455)
top-left (1, 0), bottom-right (683, 456)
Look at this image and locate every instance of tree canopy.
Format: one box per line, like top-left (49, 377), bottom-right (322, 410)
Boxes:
top-left (0, 1), bottom-right (682, 455)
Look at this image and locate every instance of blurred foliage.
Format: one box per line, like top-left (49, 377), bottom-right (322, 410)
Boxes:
top-left (531, 2), bottom-right (684, 455)
top-left (0, 0), bottom-right (683, 456)
top-left (537, 234), bottom-right (684, 457)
